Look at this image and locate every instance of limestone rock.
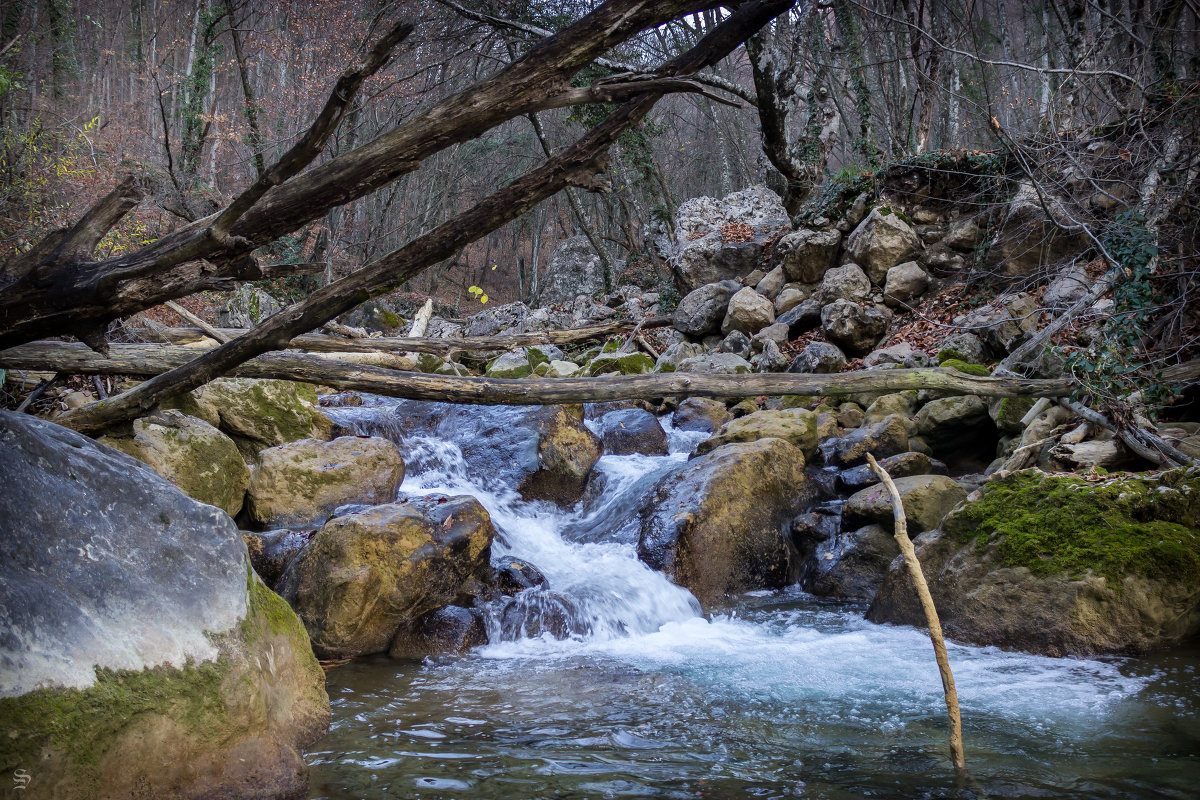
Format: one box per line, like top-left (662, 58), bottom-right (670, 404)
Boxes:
top-left (916, 395), bottom-right (991, 448)
top-left (751, 339), bottom-right (789, 372)
top-left (941, 216), bottom-right (983, 251)
top-left (0, 411), bottom-right (328, 800)
top-left (1044, 264), bottom-right (1090, 307)
top-left (774, 285), bottom-right (810, 315)
top-left (100, 410), bottom-right (249, 517)
top-left (788, 341), bottom-right (846, 374)
top-left (844, 473), bottom-right (967, 533)
top-left (669, 186), bottom-right (790, 292)
top-left (988, 182), bottom-right (1084, 276)
top-left (246, 436), bottom-right (405, 528)
top-left (862, 342), bottom-right (930, 369)
top-left (817, 263), bottom-right (871, 303)
top-left (721, 287), bottom-right (776, 335)
top-left (537, 236), bottom-right (607, 306)
top-left (596, 408), bottom-right (669, 456)
top-left (697, 408), bottom-right (818, 457)
top-left (586, 350), bottom-right (656, 376)
top-left (824, 414), bottom-right (910, 467)
top-left (779, 227), bottom-right (842, 282)
top-left (676, 352), bottom-right (753, 375)
top-left (655, 341), bottom-right (704, 372)
top-left (718, 329), bottom-right (753, 359)
top-left (638, 438), bottom-right (811, 607)
top-left (673, 280), bottom-right (739, 335)
top-left (278, 497), bottom-right (494, 658)
top-left (820, 299), bottom-right (890, 356)
top-left (843, 207), bottom-right (922, 284)
top-left (755, 265), bottom-right (787, 299)
top-left (935, 332), bottom-right (989, 364)
top-left (883, 261), bottom-right (930, 307)
top-left (775, 298), bottom-right (823, 337)
top-left (218, 285), bottom-right (282, 327)
top-left (953, 292), bottom-right (1040, 355)
top-left (864, 392), bottom-right (918, 426)
top-left (837, 451), bottom-right (939, 492)
top-left (673, 397), bottom-right (730, 433)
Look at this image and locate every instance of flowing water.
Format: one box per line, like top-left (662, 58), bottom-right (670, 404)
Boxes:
top-left (308, 400), bottom-right (1200, 799)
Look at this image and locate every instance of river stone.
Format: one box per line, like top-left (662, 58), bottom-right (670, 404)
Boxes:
top-left (537, 236), bottom-right (606, 306)
top-left (99, 410), bottom-right (250, 517)
top-left (817, 263), bottom-right (871, 303)
top-left (494, 556), bottom-right (551, 594)
top-left (788, 341), bottom-right (846, 374)
top-left (883, 261), bottom-right (930, 307)
top-left (867, 468), bottom-right (1200, 655)
top-left (844, 207), bottom-right (922, 284)
top-left (0, 411), bottom-right (328, 800)
top-left (916, 395), bottom-right (991, 448)
top-left (778, 227), bottom-right (841, 282)
top-left (672, 280), bottom-right (740, 336)
top-left (803, 524), bottom-right (901, 600)
top-left (278, 497), bottom-right (494, 658)
top-left (673, 397), bottom-right (731, 433)
top-left (837, 451), bottom-right (939, 492)
top-left (697, 408), bottom-right (818, 457)
top-left (597, 408), bottom-right (669, 456)
top-left (721, 287), bottom-right (776, 336)
top-left (844, 473), bottom-right (967, 533)
top-left (638, 438), bottom-right (811, 608)
top-left (821, 299), bottom-right (890, 356)
top-left (676, 352), bottom-right (753, 375)
top-left (165, 377), bottom-right (332, 458)
top-left (824, 414), bottom-right (910, 467)
top-left (246, 436), bottom-right (405, 528)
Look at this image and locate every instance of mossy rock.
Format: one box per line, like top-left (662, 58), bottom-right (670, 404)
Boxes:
top-left (417, 353), bottom-right (445, 373)
top-left (990, 396), bottom-right (1037, 433)
top-left (940, 359), bottom-right (991, 377)
top-left (586, 351), bottom-right (656, 376)
top-left (697, 408), bottom-right (818, 457)
top-left (485, 350), bottom-right (535, 379)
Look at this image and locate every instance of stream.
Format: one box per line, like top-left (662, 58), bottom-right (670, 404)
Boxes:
top-left (307, 399), bottom-right (1199, 799)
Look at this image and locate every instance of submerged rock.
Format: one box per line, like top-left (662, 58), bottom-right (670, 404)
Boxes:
top-left (0, 411), bottom-right (328, 800)
top-left (638, 438), bottom-right (811, 608)
top-left (278, 496), bottom-right (494, 658)
top-left (389, 605), bottom-right (489, 659)
top-left (867, 468), bottom-right (1200, 656)
top-left (246, 435), bottom-right (405, 528)
top-left (596, 408), bottom-right (669, 456)
top-left (803, 523), bottom-right (900, 600)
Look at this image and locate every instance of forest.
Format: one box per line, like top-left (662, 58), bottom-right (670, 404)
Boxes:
top-left (1, 1), bottom-right (1199, 799)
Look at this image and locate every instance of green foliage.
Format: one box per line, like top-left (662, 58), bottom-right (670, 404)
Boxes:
top-left (945, 468), bottom-right (1200, 586)
top-left (939, 359), bottom-right (990, 377)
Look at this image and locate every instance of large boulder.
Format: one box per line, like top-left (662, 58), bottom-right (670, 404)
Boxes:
top-left (817, 263), bottom-right (871, 303)
top-left (277, 497), bottom-right (494, 658)
top-left (867, 468), bottom-right (1200, 656)
top-left (883, 261), bottom-right (930, 307)
top-left (165, 377), bottom-right (332, 459)
top-left (843, 207), bottom-right (922, 284)
top-left (721, 287), bottom-right (775, 335)
top-left (988, 182), bottom-right (1085, 276)
top-left (596, 408), bottom-right (669, 456)
top-left (844, 473), bottom-right (967, 533)
top-left (916, 395), bottom-right (992, 449)
top-left (246, 436), bottom-right (405, 528)
top-left (788, 342), bottom-right (847, 374)
top-left (778, 228), bottom-right (841, 282)
top-left (672, 280), bottom-right (740, 336)
top-left (669, 186), bottom-right (790, 292)
top-left (696, 408), bottom-right (818, 457)
top-left (462, 301), bottom-right (534, 337)
top-left (99, 410), bottom-right (249, 517)
top-left (0, 412), bottom-right (328, 800)
top-left (820, 299), bottom-right (890, 356)
top-left (637, 438), bottom-right (810, 607)
top-left (824, 414), bottom-right (910, 467)
top-left (953, 293), bottom-right (1040, 355)
top-left (537, 236), bottom-right (606, 306)
top-left (371, 402), bottom-right (601, 505)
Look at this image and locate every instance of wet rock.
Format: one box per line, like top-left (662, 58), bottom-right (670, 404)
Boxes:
top-left (817, 263), bottom-right (871, 303)
top-left (844, 473), bottom-right (967, 533)
top-left (883, 261), bottom-right (930, 307)
top-left (837, 451), bottom-right (940, 492)
top-left (0, 411), bottom-right (328, 800)
top-left (697, 408), bottom-right (818, 457)
top-left (537, 236), bottom-right (606, 306)
top-left (638, 438), bottom-right (811, 607)
top-left (779, 227), bottom-right (842, 283)
top-left (597, 408), bottom-right (669, 456)
top-left (496, 591), bottom-right (589, 640)
top-left (246, 436), bottom-right (405, 528)
top-left (676, 352), bottom-right (753, 375)
top-left (673, 280), bottom-right (740, 336)
top-left (824, 414), bottom-right (909, 467)
top-left (99, 410), bottom-right (249, 517)
top-left (669, 186), bottom-right (790, 292)
top-left (673, 397), bottom-right (731, 434)
top-left (788, 341), bottom-right (847, 375)
top-left (494, 556), bottom-right (550, 594)
top-left (163, 377), bottom-right (332, 459)
top-left (244, 528), bottom-right (312, 588)
top-left (390, 606), bottom-right (489, 659)
top-left (804, 524), bottom-right (900, 600)
top-left (820, 299), bottom-right (890, 356)
top-left (721, 287), bottom-right (776, 336)
top-left (278, 497), bottom-right (494, 658)
top-left (867, 468), bottom-right (1200, 656)
top-left (843, 207), bottom-right (923, 284)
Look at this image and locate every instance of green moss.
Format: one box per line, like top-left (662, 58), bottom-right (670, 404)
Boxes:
top-left (994, 396), bottom-right (1036, 432)
top-left (587, 352), bottom-right (655, 376)
top-left (243, 568), bottom-right (311, 651)
top-left (781, 394), bottom-right (820, 409)
top-left (940, 359), bottom-right (991, 377)
top-left (945, 469), bottom-right (1200, 585)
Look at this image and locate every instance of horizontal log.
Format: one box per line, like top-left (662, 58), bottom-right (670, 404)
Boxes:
top-left (129, 316), bottom-right (673, 357)
top-left (1, 341), bottom-right (1085, 410)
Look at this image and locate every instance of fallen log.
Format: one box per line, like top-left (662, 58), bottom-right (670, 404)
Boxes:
top-left (127, 316), bottom-right (673, 358)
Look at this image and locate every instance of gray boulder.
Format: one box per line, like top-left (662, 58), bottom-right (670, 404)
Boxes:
top-left (218, 285), bottom-right (282, 327)
top-left (537, 236), bottom-right (607, 306)
top-left (596, 408), bottom-right (669, 456)
top-left (776, 298), bottom-right (823, 338)
top-left (669, 186), bottom-right (790, 292)
top-left (883, 261), bottom-right (930, 307)
top-left (721, 287), bottom-right (775, 335)
top-left (820, 299), bottom-right (890, 356)
top-left (788, 341), bottom-right (846, 374)
top-left (843, 207), bottom-right (922, 284)
top-left (1044, 264), bottom-right (1090, 307)
top-left (817, 263), bottom-right (871, 303)
top-left (676, 352), bottom-right (754, 375)
top-left (989, 181), bottom-right (1084, 276)
top-left (844, 474), bottom-right (968, 533)
top-left (778, 227), bottom-right (842, 282)
top-left (673, 280), bottom-right (740, 336)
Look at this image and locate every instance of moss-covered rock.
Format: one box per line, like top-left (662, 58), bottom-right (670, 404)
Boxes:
top-left (989, 396), bottom-right (1037, 434)
top-left (696, 408), bottom-right (818, 457)
top-left (164, 377), bottom-right (332, 459)
top-left (277, 497), bottom-right (494, 658)
top-left (586, 351), bottom-right (656, 376)
top-left (245, 436), bottom-right (405, 528)
top-left (486, 350), bottom-right (535, 378)
top-left (637, 438), bottom-right (812, 608)
top-left (867, 467), bottom-right (1200, 655)
top-left (939, 359), bottom-right (991, 377)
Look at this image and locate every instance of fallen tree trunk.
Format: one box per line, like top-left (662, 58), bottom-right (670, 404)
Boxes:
top-left (128, 316), bottom-right (673, 357)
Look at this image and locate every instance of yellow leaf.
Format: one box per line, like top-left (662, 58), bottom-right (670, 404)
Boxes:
top-left (480, 294), bottom-right (489, 304)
